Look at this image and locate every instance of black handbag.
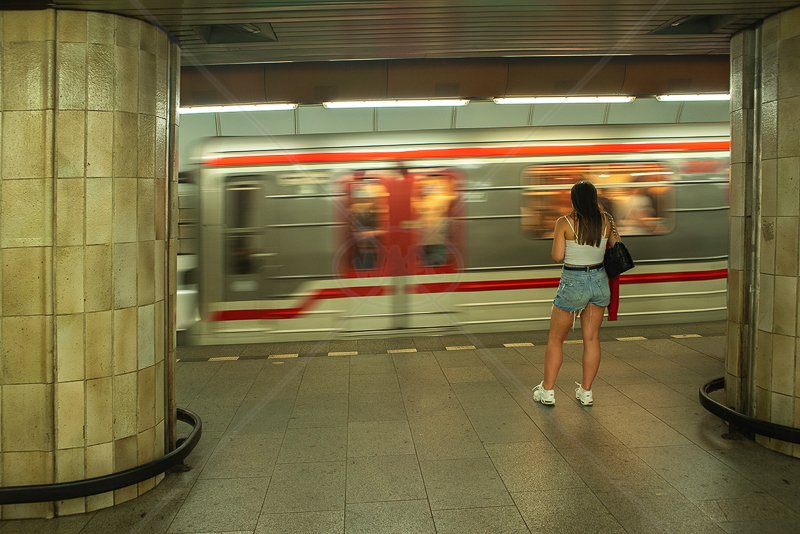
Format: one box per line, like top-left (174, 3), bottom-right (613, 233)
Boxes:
top-left (603, 216), bottom-right (634, 278)
top-left (604, 242), bottom-right (634, 278)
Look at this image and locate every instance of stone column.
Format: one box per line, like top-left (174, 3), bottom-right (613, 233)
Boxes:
top-left (727, 6), bottom-right (800, 458)
top-left (0, 9), bottom-right (179, 518)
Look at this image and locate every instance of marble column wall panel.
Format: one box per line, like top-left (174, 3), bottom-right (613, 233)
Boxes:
top-left (0, 9), bottom-right (178, 518)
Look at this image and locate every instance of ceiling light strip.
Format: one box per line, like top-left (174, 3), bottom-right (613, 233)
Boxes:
top-left (494, 96), bottom-right (635, 104)
top-left (656, 93), bottom-right (730, 102)
top-left (179, 103), bottom-right (298, 114)
top-left (323, 99), bottom-right (469, 109)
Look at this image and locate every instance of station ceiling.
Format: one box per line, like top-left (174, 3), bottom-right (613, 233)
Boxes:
top-left (30, 1), bottom-right (800, 65)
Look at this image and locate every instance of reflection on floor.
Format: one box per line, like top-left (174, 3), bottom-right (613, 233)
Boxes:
top-left (3, 321), bottom-right (800, 533)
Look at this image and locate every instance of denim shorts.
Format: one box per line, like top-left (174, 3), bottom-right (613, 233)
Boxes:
top-left (553, 267), bottom-right (611, 313)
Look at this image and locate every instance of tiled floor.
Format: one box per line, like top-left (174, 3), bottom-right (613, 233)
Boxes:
top-left (3, 322), bottom-right (800, 533)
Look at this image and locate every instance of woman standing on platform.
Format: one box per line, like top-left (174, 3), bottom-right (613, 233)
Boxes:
top-left (532, 181), bottom-right (618, 406)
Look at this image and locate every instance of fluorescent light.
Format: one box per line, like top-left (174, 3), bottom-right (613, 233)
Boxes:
top-left (179, 103), bottom-right (297, 114)
top-left (493, 96), bottom-right (635, 104)
top-left (656, 93), bottom-right (730, 102)
top-left (323, 99), bottom-right (469, 109)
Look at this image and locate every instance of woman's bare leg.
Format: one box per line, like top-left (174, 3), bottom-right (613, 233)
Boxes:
top-left (580, 304), bottom-right (605, 390)
top-left (543, 307), bottom-right (576, 389)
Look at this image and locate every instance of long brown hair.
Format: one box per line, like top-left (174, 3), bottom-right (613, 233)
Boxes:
top-left (570, 181), bottom-right (603, 247)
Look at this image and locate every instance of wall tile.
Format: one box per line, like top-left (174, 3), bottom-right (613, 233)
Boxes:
top-left (115, 16), bottom-right (140, 49)
top-left (154, 239), bottom-right (165, 298)
top-left (137, 304), bottom-right (155, 369)
top-left (113, 111), bottom-right (138, 177)
top-left (771, 392), bottom-right (795, 427)
top-left (2, 316), bottom-right (52, 384)
top-left (761, 159), bottom-right (777, 217)
top-left (55, 246), bottom-right (84, 314)
top-left (137, 427), bottom-right (155, 464)
top-left (771, 333), bottom-right (796, 396)
top-left (87, 12), bottom-right (114, 45)
top-left (138, 179), bottom-right (155, 241)
top-left (87, 43), bottom-right (114, 111)
top-left (114, 47), bottom-right (138, 114)
top-left (729, 216), bottom-right (744, 271)
top-left (86, 111), bottom-right (113, 177)
top-left (2, 384), bottom-right (53, 451)
top-left (729, 109), bottom-right (747, 164)
top-left (55, 448), bottom-right (86, 515)
top-left (755, 330), bottom-right (773, 390)
top-left (85, 310), bottom-right (112, 379)
top-left (56, 10), bottom-right (87, 43)
top-left (85, 441), bottom-right (112, 478)
top-left (84, 244), bottom-right (112, 312)
top-left (154, 360), bottom-right (164, 423)
top-left (85, 178), bottom-right (112, 245)
top-left (138, 114), bottom-right (155, 178)
top-left (778, 97), bottom-right (800, 159)
top-left (56, 178), bottom-right (85, 247)
top-left (86, 377), bottom-right (112, 445)
top-left (114, 434), bottom-right (137, 471)
top-left (56, 314), bottom-right (84, 382)
top-left (139, 51), bottom-right (157, 116)
top-left (775, 217), bottom-right (799, 276)
top-left (762, 100), bottom-right (778, 161)
top-left (773, 275), bottom-right (798, 336)
top-left (796, 338), bottom-right (800, 396)
top-left (2, 246), bottom-right (52, 315)
top-left (778, 36), bottom-right (800, 99)
top-left (113, 307), bottom-right (138, 375)
top-left (55, 111), bottom-right (86, 179)
top-left (1, 178), bottom-right (54, 248)
top-left (780, 5), bottom-right (800, 40)
top-left (55, 381), bottom-right (85, 449)
top-left (137, 365), bottom-right (155, 432)
top-left (2, 42), bottom-right (53, 111)
top-left (86, 491), bottom-right (113, 513)
top-left (760, 217), bottom-right (776, 274)
top-left (776, 157), bottom-right (800, 216)
top-left (727, 268), bottom-right (743, 324)
top-left (2, 110), bottom-right (53, 180)
top-left (113, 242), bottom-right (138, 308)
top-left (155, 301), bottom-right (164, 364)
top-left (2, 9), bottom-right (54, 42)
top-left (758, 274), bottom-right (774, 331)
top-left (56, 42), bottom-right (86, 110)
top-left (761, 40), bottom-right (779, 104)
top-left (138, 240), bottom-right (155, 305)
top-left (113, 372), bottom-right (137, 439)
top-left (729, 163), bottom-right (745, 217)
top-left (725, 371), bottom-right (742, 410)
top-left (113, 177), bottom-right (138, 243)
top-left (755, 386), bottom-right (771, 421)
top-left (726, 321), bottom-right (741, 376)
top-left (155, 118), bottom-right (167, 180)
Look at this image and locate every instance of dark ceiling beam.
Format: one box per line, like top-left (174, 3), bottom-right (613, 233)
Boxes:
top-left (181, 56), bottom-right (729, 106)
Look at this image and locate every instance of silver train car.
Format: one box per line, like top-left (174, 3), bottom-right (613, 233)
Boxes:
top-left (181, 123), bottom-right (730, 345)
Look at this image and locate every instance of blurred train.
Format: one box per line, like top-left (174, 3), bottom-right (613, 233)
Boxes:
top-left (179, 123), bottom-right (730, 345)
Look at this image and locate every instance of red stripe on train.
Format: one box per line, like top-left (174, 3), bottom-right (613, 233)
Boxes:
top-left (208, 269), bottom-right (728, 321)
top-left (205, 141), bottom-right (731, 167)
top-left (210, 285), bottom-right (390, 321)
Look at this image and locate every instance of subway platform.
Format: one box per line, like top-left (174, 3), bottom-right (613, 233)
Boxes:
top-left (1, 322), bottom-right (799, 533)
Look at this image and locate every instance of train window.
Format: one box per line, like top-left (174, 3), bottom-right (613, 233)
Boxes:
top-left (521, 163), bottom-right (675, 238)
top-left (349, 178), bottom-right (389, 272)
top-left (225, 180), bottom-right (262, 277)
top-left (411, 172), bottom-right (458, 269)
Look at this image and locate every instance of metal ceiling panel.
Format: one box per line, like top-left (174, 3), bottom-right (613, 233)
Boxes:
top-left (35, 1), bottom-right (800, 64)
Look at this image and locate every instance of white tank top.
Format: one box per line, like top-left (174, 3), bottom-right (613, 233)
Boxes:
top-left (563, 215), bottom-right (608, 266)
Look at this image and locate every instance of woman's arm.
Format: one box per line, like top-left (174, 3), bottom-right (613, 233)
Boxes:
top-left (551, 217), bottom-right (566, 262)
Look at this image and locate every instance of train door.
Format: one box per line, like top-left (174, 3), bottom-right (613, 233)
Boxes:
top-left (340, 169), bottom-right (462, 334)
top-left (223, 177), bottom-right (267, 302)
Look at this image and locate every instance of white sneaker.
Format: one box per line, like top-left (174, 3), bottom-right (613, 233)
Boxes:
top-left (575, 382), bottom-right (593, 406)
top-left (532, 381), bottom-right (555, 405)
